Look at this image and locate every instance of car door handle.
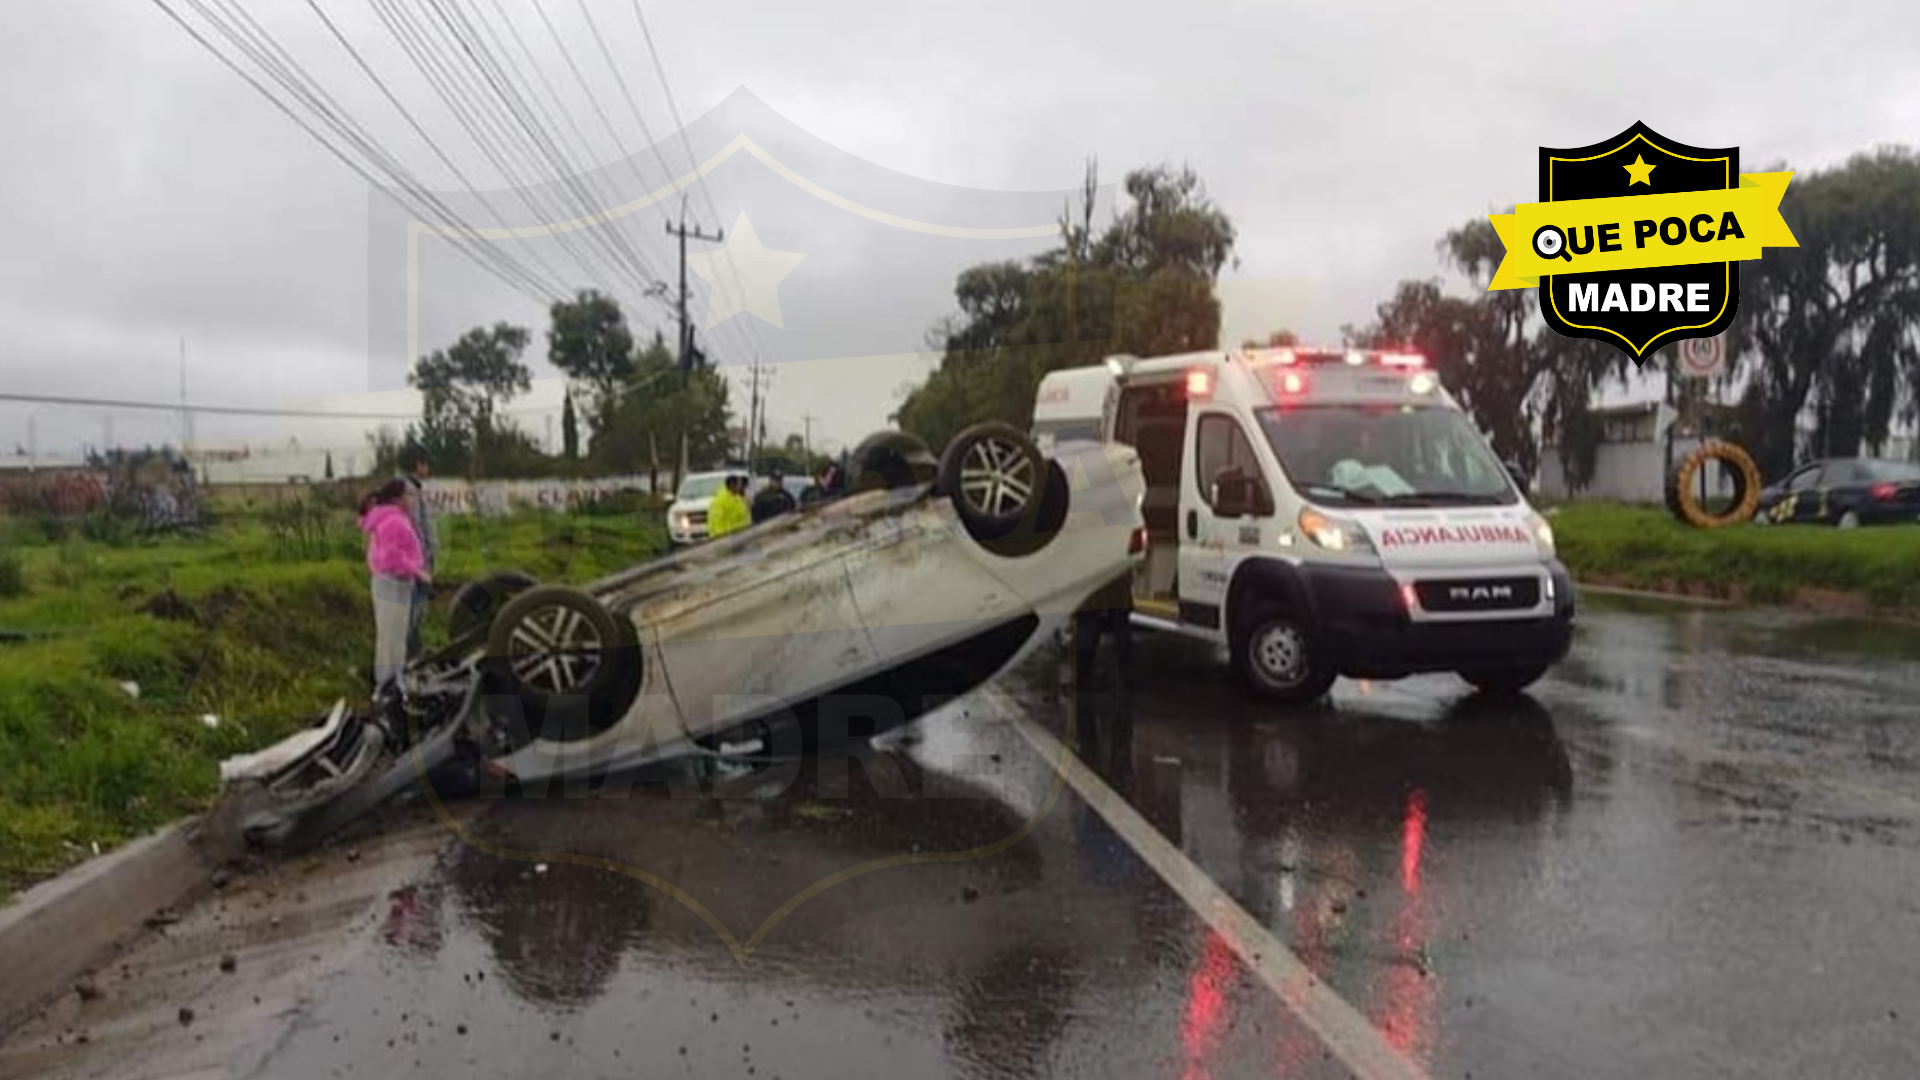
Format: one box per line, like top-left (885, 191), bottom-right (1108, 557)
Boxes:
top-left (1186, 510), bottom-right (1197, 539)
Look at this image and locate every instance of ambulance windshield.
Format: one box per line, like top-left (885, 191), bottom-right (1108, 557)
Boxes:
top-left (1256, 404), bottom-right (1517, 507)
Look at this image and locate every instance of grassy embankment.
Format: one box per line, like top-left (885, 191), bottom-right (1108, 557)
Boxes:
top-left (0, 495), bottom-right (665, 897)
top-left (1551, 501), bottom-right (1920, 613)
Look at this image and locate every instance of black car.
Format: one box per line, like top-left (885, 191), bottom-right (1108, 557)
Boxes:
top-left (1753, 456), bottom-right (1920, 527)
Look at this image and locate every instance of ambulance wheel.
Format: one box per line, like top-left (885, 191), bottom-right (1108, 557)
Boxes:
top-left (1230, 603), bottom-right (1337, 704)
top-left (1458, 661), bottom-right (1551, 696)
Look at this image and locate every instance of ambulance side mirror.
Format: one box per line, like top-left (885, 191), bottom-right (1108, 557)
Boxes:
top-left (1504, 459), bottom-right (1530, 494)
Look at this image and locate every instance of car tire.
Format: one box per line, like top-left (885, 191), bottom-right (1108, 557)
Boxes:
top-left (1458, 662), bottom-right (1552, 696)
top-left (448, 570), bottom-right (540, 643)
top-left (484, 585), bottom-right (642, 742)
top-left (939, 422), bottom-right (1045, 533)
top-left (850, 430), bottom-right (936, 493)
top-left (1229, 602), bottom-right (1337, 704)
top-left (1836, 510), bottom-right (1861, 529)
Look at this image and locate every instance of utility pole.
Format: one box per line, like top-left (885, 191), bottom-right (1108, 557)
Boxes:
top-left (801, 413), bottom-right (817, 462)
top-left (179, 338), bottom-right (193, 458)
top-left (665, 199), bottom-right (724, 372)
top-left (746, 364), bottom-right (761, 465)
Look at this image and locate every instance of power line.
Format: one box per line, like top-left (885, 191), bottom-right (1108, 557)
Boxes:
top-left (473, 0), bottom-right (678, 322)
top-left (300, 0), bottom-right (573, 298)
top-left (423, 0), bottom-right (668, 303)
top-left (368, 0), bottom-right (631, 306)
top-left (172, 0), bottom-right (570, 305)
top-left (627, 0), bottom-right (772, 375)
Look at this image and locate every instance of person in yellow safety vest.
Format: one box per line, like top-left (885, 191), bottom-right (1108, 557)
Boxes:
top-left (706, 474), bottom-right (751, 539)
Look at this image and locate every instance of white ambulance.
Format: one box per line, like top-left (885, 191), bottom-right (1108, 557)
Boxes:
top-left (1033, 345), bottom-right (1574, 703)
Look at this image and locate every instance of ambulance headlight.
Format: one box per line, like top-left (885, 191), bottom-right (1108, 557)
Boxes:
top-left (1296, 507), bottom-right (1376, 555)
top-left (1528, 510), bottom-right (1556, 556)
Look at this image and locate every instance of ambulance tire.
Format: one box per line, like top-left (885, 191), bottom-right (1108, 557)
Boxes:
top-left (1229, 601), bottom-right (1337, 705)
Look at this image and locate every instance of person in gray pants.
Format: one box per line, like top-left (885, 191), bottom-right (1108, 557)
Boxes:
top-left (398, 445), bottom-right (438, 659)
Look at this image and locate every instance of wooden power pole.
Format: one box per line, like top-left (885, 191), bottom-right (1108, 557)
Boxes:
top-left (665, 202), bottom-right (724, 372)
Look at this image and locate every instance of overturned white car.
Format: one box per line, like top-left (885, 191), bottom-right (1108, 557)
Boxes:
top-left (226, 424), bottom-right (1147, 848)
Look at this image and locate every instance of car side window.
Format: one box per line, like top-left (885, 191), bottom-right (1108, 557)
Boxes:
top-left (1195, 413), bottom-right (1262, 508)
top-left (1786, 465), bottom-right (1825, 491)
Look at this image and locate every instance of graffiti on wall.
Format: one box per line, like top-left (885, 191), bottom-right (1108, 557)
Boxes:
top-left (416, 476), bottom-right (655, 517)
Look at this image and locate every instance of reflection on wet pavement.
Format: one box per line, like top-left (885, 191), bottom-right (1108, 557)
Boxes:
top-left (225, 692), bottom-right (1357, 1080)
top-left (1039, 593), bottom-right (1920, 1080)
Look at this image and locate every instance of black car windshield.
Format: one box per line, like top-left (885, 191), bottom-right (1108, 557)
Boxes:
top-left (1255, 404), bottom-right (1517, 507)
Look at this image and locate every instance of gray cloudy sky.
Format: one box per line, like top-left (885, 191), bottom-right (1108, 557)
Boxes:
top-left (4, 0), bottom-right (1919, 463)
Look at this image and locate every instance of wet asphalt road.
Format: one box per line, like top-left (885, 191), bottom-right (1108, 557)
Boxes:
top-left (4, 592), bottom-right (1919, 1080)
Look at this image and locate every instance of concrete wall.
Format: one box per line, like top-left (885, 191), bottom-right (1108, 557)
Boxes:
top-left (1537, 436), bottom-right (1734, 504)
top-left (206, 475), bottom-right (667, 515)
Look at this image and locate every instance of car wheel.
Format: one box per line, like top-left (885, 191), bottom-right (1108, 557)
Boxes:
top-left (1836, 510), bottom-right (1861, 529)
top-left (850, 430), bottom-right (936, 493)
top-left (448, 570), bottom-right (540, 643)
top-left (484, 586), bottom-right (642, 742)
top-left (1458, 662), bottom-right (1552, 696)
top-left (1230, 603), bottom-right (1336, 704)
top-left (939, 422), bottom-right (1044, 534)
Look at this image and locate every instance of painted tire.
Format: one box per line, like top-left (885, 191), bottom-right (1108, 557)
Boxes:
top-left (1665, 440), bottom-right (1762, 529)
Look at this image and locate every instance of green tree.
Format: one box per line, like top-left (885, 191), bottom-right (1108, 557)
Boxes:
top-left (547, 290), bottom-right (636, 431)
top-left (1730, 147), bottom-right (1920, 477)
top-left (590, 331), bottom-right (733, 484)
top-left (408, 322), bottom-right (535, 476)
top-left (324, 451), bottom-right (334, 480)
top-left (561, 390), bottom-right (580, 465)
top-left (896, 161), bottom-right (1238, 448)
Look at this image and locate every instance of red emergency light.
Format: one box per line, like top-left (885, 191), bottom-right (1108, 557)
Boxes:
top-left (1871, 482), bottom-right (1898, 501)
top-left (1186, 369), bottom-right (1212, 398)
top-left (1278, 371), bottom-right (1307, 395)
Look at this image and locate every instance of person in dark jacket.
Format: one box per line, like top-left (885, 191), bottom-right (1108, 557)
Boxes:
top-left (396, 445), bottom-right (437, 659)
top-left (801, 460), bottom-right (846, 507)
top-left (751, 470), bottom-right (798, 524)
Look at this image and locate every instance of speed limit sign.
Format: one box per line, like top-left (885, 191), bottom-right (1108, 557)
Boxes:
top-left (1679, 335), bottom-right (1725, 379)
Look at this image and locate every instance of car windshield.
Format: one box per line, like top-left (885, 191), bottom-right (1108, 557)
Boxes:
top-left (677, 475), bottom-right (725, 500)
top-left (1255, 403), bottom-right (1517, 507)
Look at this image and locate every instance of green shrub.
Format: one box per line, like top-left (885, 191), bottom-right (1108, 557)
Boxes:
top-left (0, 550), bottom-right (23, 598)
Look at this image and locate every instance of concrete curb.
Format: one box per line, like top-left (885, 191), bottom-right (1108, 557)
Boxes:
top-left (1575, 581), bottom-right (1735, 607)
top-left (0, 793), bottom-right (248, 1040)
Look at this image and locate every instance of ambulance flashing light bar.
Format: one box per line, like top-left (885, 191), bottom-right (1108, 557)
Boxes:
top-left (1260, 347), bottom-right (1426, 369)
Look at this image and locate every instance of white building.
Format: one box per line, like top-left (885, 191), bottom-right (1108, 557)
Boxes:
top-left (181, 438), bottom-right (371, 485)
top-left (1536, 400), bottom-right (1920, 505)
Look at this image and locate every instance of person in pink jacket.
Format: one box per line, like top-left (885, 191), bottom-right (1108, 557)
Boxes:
top-left (357, 478), bottom-right (433, 696)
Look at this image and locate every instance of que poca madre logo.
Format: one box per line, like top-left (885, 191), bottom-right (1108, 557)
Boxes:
top-left (1488, 121), bottom-right (1799, 362)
